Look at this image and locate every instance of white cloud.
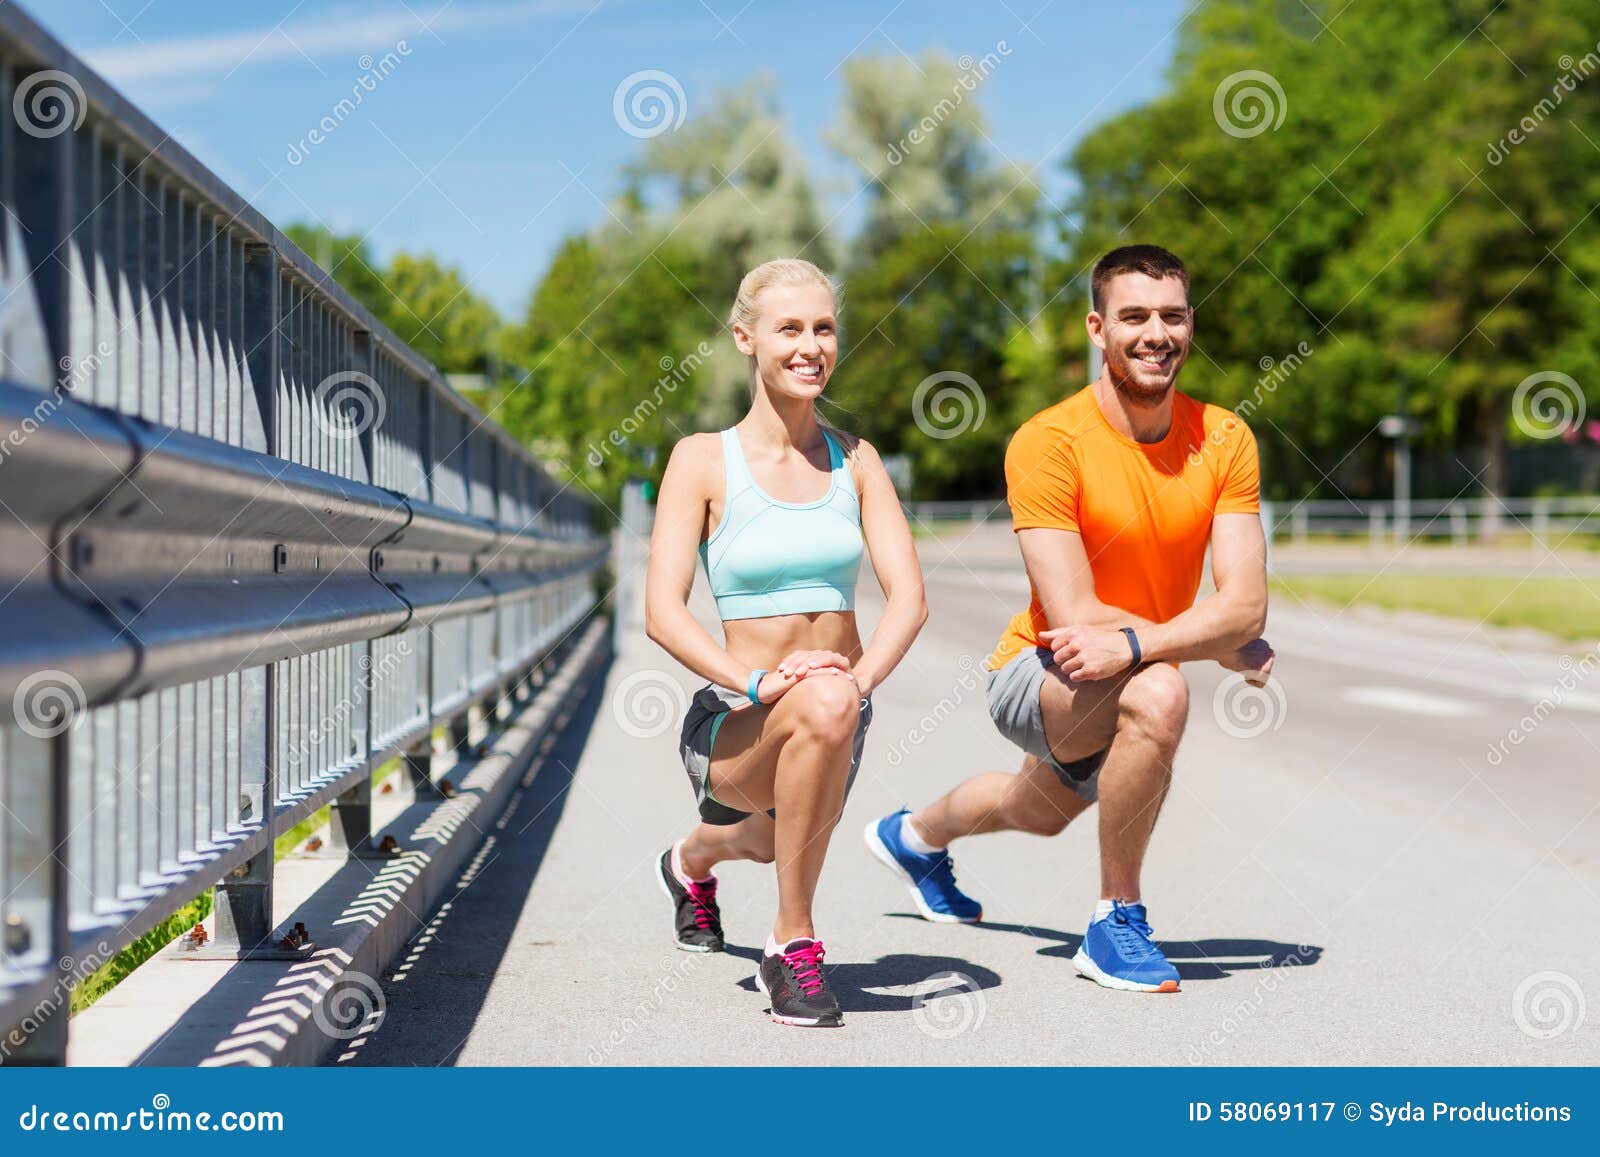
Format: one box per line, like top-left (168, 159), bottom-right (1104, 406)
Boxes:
top-left (85, 0), bottom-right (597, 83)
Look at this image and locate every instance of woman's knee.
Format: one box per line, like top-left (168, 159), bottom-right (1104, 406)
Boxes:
top-left (1118, 664), bottom-right (1190, 748)
top-left (741, 840), bottom-right (775, 864)
top-left (781, 676), bottom-right (860, 747)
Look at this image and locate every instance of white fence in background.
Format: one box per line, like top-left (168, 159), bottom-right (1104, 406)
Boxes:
top-left (906, 496), bottom-right (1600, 549)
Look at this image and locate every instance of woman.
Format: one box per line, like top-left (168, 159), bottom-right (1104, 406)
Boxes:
top-left (645, 258), bottom-right (926, 1028)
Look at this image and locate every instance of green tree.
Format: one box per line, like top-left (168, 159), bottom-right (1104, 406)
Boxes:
top-left (283, 224), bottom-right (502, 376)
top-left (378, 252), bottom-right (500, 375)
top-left (1061, 0), bottom-right (1600, 501)
top-left (622, 77), bottom-right (837, 427)
top-left (828, 53), bottom-right (1046, 498)
top-left (282, 224), bottom-right (390, 317)
top-left (840, 224), bottom-right (1038, 497)
top-left (828, 52), bottom-right (1037, 256)
top-left (497, 233), bottom-right (712, 508)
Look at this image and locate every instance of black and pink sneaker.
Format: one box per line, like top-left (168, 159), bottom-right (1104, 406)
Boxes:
top-left (656, 847), bottom-right (724, 953)
top-left (755, 938), bottom-right (842, 1027)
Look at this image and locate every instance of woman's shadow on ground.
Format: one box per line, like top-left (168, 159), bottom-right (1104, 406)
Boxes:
top-left (726, 944), bottom-right (1002, 1013)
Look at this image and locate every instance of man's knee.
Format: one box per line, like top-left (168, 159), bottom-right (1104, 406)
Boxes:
top-left (1002, 778), bottom-right (1077, 837)
top-left (1118, 664), bottom-right (1189, 749)
top-left (1012, 805), bottom-right (1072, 837)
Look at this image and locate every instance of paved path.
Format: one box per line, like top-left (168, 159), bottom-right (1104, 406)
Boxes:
top-left (344, 532), bottom-right (1600, 1066)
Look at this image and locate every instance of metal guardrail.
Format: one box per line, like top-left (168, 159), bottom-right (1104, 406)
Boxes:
top-left (0, 5), bottom-right (606, 1063)
top-left (906, 497), bottom-right (1600, 548)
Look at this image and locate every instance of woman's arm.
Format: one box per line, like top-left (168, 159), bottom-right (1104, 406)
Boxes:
top-left (849, 438), bottom-right (928, 697)
top-left (644, 435), bottom-right (760, 695)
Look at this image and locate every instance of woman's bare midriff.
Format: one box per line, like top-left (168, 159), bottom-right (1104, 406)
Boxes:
top-left (722, 611), bottom-right (863, 674)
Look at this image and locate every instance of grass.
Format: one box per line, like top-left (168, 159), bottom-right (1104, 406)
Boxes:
top-left (1270, 574), bottom-right (1600, 641)
top-left (71, 756), bottom-right (405, 1014)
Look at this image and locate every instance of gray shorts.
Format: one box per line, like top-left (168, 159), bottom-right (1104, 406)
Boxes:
top-left (986, 648), bottom-right (1109, 802)
top-left (678, 684), bottom-right (875, 825)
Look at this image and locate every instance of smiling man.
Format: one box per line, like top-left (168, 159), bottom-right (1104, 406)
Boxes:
top-left (865, 244), bottom-right (1276, 993)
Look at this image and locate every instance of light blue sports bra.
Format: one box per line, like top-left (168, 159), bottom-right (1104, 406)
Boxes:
top-left (700, 427), bottom-right (863, 621)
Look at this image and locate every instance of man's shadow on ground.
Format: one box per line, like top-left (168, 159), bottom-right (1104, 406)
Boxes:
top-left (885, 913), bottom-right (1324, 982)
top-left (725, 944), bottom-right (1002, 1013)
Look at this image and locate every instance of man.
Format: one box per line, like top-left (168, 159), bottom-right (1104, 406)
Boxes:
top-left (865, 244), bottom-right (1274, 993)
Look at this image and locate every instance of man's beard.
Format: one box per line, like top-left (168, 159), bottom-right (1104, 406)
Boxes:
top-left (1106, 347), bottom-right (1178, 405)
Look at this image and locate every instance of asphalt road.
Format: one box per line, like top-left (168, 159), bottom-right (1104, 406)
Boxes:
top-left (344, 527), bottom-right (1600, 1066)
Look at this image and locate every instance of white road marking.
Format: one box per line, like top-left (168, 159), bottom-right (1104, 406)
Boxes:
top-left (1341, 686), bottom-right (1477, 717)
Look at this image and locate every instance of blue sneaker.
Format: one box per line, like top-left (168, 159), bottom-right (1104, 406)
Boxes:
top-left (1072, 900), bottom-right (1180, 992)
top-left (863, 809), bottom-right (982, 923)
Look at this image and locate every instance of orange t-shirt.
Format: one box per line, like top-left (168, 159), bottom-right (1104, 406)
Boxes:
top-left (988, 386), bottom-right (1261, 669)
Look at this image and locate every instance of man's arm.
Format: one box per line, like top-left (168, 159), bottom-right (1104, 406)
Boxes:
top-left (1024, 513), bottom-right (1271, 681)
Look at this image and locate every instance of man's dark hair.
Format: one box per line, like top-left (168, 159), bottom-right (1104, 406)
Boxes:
top-left (1090, 245), bottom-right (1189, 314)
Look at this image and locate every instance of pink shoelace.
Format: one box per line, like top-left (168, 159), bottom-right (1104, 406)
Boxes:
top-left (686, 878), bottom-right (719, 931)
top-left (782, 939), bottom-right (827, 996)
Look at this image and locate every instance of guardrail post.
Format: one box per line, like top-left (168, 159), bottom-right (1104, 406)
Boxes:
top-left (1368, 506), bottom-right (1385, 548)
top-left (404, 739), bottom-right (440, 798)
top-left (1291, 507), bottom-right (1308, 544)
top-left (1531, 497), bottom-right (1550, 550)
top-left (8, 63), bottom-right (72, 371)
top-left (326, 780), bottom-right (373, 856)
top-left (242, 243), bottom-right (277, 454)
top-left (5, 733), bottom-right (71, 1066)
top-left (1450, 502), bottom-right (1468, 545)
top-left (212, 672), bottom-right (274, 952)
top-left (449, 709), bottom-right (473, 756)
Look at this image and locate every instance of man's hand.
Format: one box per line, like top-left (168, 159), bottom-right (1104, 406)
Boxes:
top-left (1040, 624), bottom-right (1137, 683)
top-left (1219, 637), bottom-right (1275, 686)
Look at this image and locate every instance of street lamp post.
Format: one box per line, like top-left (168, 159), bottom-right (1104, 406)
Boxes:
top-left (1379, 412), bottom-right (1416, 541)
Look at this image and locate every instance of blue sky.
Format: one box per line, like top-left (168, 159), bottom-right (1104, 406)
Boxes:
top-left (37, 0), bottom-right (1188, 317)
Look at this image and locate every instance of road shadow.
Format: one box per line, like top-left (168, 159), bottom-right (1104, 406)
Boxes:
top-left (338, 653), bottom-right (612, 1065)
top-left (725, 943), bottom-right (1001, 1014)
top-left (884, 912), bottom-right (1323, 982)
